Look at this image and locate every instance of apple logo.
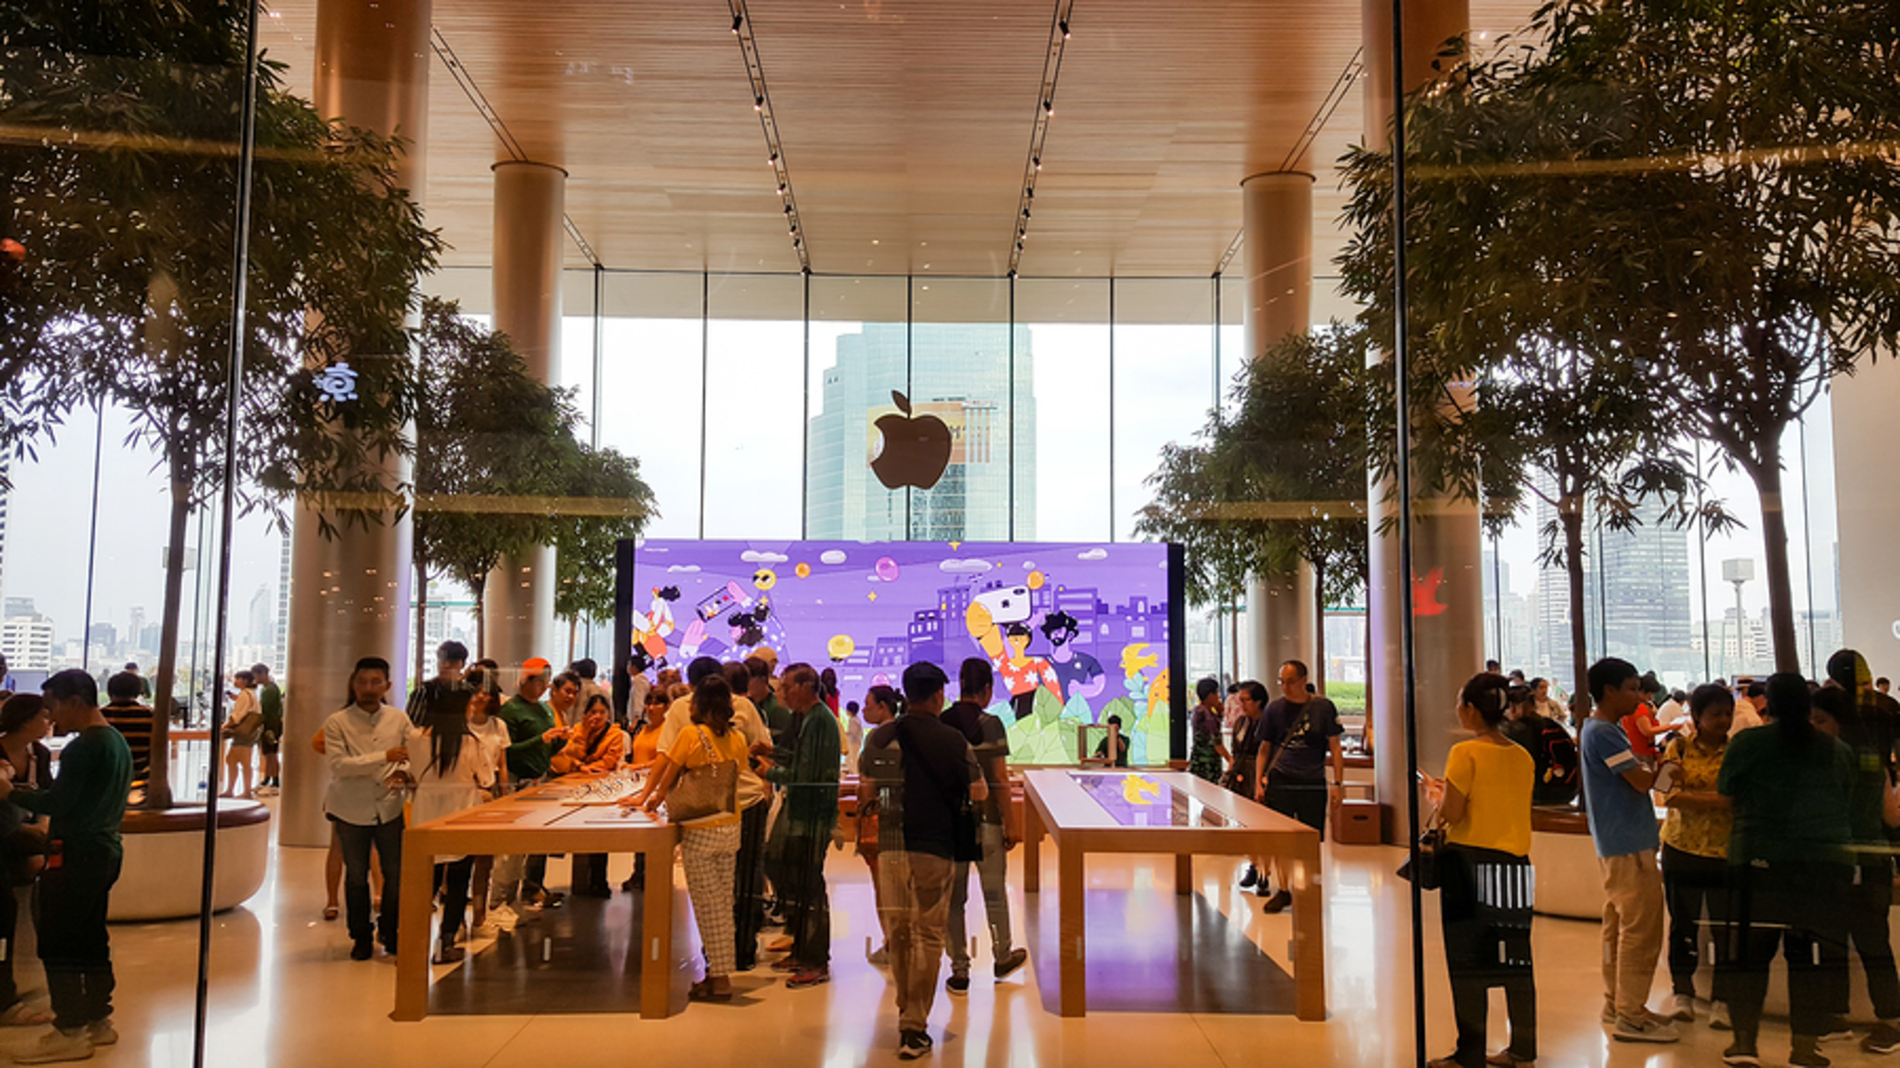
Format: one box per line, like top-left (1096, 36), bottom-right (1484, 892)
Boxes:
top-left (871, 390), bottom-right (952, 490)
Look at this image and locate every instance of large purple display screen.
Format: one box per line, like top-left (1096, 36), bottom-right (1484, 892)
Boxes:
top-left (622, 539), bottom-right (1180, 764)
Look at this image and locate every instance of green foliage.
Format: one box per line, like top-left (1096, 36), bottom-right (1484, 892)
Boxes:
top-left (552, 443), bottom-right (654, 626)
top-left (1337, 0), bottom-right (1900, 672)
top-left (411, 299), bottom-right (653, 645)
top-left (1136, 325), bottom-right (1372, 612)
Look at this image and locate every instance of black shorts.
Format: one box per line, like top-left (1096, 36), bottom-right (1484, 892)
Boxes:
top-left (1264, 779), bottom-right (1328, 841)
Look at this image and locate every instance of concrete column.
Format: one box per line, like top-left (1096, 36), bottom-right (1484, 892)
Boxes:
top-left (1833, 360), bottom-right (1900, 671)
top-left (1362, 0), bottom-right (1483, 839)
top-left (1240, 172), bottom-right (1318, 683)
top-left (482, 161), bottom-right (566, 673)
top-left (281, 0), bottom-right (431, 847)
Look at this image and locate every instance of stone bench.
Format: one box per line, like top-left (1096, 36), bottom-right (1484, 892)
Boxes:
top-left (111, 801), bottom-right (270, 922)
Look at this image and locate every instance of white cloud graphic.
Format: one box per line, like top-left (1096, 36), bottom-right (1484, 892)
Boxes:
top-left (1077, 548), bottom-right (1109, 561)
top-left (741, 550), bottom-right (790, 564)
top-left (867, 574), bottom-right (883, 582)
top-left (820, 549), bottom-right (848, 565)
top-left (666, 564), bottom-right (701, 574)
top-left (939, 558), bottom-right (994, 575)
top-left (1021, 561), bottom-right (1037, 570)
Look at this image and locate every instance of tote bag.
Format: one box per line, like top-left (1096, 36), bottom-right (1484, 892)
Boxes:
top-left (667, 725), bottom-right (738, 823)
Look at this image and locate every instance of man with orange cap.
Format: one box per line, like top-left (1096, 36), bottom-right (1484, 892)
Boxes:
top-left (493, 658), bottom-right (562, 912)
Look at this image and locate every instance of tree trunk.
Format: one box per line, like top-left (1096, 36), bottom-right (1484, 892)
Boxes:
top-left (145, 452), bottom-right (192, 809)
top-left (471, 573), bottom-right (488, 659)
top-left (1561, 500), bottom-right (1592, 719)
top-left (1312, 562), bottom-right (1328, 694)
top-left (1229, 586), bottom-right (1241, 684)
top-left (1747, 449), bottom-right (1802, 673)
top-left (566, 615), bottom-right (578, 666)
top-left (413, 561), bottom-right (430, 693)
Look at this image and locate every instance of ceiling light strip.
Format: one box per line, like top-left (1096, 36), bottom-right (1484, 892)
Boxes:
top-left (729, 0), bottom-right (810, 273)
top-left (1214, 48), bottom-right (1365, 276)
top-left (1008, 0), bottom-right (1077, 277)
top-left (430, 28), bottom-right (602, 267)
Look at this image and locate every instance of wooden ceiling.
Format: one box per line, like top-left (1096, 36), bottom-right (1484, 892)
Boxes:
top-left (259, 0), bottom-right (1537, 277)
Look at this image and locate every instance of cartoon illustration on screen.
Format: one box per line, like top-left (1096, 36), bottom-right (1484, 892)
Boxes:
top-left (624, 540), bottom-right (1178, 766)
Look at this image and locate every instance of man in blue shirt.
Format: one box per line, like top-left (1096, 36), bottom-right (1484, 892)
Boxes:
top-left (1580, 657), bottom-right (1677, 1044)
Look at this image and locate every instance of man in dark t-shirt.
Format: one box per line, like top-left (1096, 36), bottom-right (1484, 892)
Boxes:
top-left (940, 659), bottom-right (1026, 992)
top-left (1253, 660), bottom-right (1344, 913)
top-left (862, 662), bottom-right (985, 1060)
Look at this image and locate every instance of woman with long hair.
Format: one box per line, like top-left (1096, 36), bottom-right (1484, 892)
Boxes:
top-left (626, 675), bottom-right (762, 1002)
top-left (404, 683), bottom-right (494, 962)
top-left (460, 667), bottom-right (513, 936)
top-left (1656, 683), bottom-right (1735, 1027)
top-left (1422, 672), bottom-right (1536, 1068)
top-left (1718, 672), bottom-right (1854, 1068)
top-left (0, 695), bottom-right (53, 1026)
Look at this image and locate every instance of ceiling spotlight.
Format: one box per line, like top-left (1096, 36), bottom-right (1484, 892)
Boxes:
top-left (769, 152), bottom-right (778, 165)
top-left (1026, 188), bottom-right (1035, 199)
top-left (1043, 100), bottom-right (1054, 115)
top-left (754, 96), bottom-right (763, 111)
top-left (1059, 19), bottom-right (1070, 38)
top-left (732, 12), bottom-right (743, 33)
top-left (784, 204), bottom-right (793, 214)
top-left (1033, 156), bottom-right (1042, 169)
top-left (777, 183), bottom-right (787, 194)
top-left (1022, 208), bottom-right (1031, 219)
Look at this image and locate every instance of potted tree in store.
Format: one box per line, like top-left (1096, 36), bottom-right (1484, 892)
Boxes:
top-left (0, 4), bottom-right (440, 807)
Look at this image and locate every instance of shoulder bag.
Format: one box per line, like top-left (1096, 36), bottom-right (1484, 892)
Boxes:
top-left (667, 725), bottom-right (738, 823)
top-left (1395, 815), bottom-right (1447, 890)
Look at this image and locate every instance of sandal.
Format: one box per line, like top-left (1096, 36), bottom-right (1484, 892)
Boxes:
top-left (322, 906), bottom-right (339, 921)
top-left (0, 1002), bottom-right (53, 1027)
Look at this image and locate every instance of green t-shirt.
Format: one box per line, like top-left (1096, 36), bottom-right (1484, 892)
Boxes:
top-left (497, 695), bottom-right (555, 781)
top-left (1717, 723), bottom-right (1855, 866)
top-left (259, 681), bottom-right (284, 733)
top-left (14, 724), bottom-right (133, 861)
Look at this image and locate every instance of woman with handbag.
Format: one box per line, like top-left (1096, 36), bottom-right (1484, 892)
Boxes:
top-left (628, 675), bottom-right (759, 1003)
top-left (221, 670), bottom-right (263, 800)
top-left (1421, 672), bottom-right (1537, 1068)
top-left (0, 694), bottom-right (53, 1027)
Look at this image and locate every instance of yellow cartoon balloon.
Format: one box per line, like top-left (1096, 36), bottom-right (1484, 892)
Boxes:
top-left (827, 634), bottom-right (856, 661)
top-left (794, 562), bottom-right (811, 579)
top-left (1027, 570), bottom-right (1045, 590)
top-left (752, 568), bottom-right (778, 591)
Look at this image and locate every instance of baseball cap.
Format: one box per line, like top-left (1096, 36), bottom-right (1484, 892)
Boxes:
top-left (522, 657), bottom-right (552, 676)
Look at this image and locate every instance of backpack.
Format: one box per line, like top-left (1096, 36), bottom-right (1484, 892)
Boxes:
top-left (1533, 719), bottom-right (1580, 805)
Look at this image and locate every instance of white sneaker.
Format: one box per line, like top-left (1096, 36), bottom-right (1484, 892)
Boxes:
top-left (1613, 1014), bottom-right (1682, 1043)
top-left (83, 1020), bottom-right (115, 1047)
top-left (1710, 1001), bottom-right (1733, 1031)
top-left (1668, 993), bottom-right (1696, 1022)
top-left (487, 904), bottom-right (520, 931)
top-left (12, 1027), bottom-right (94, 1064)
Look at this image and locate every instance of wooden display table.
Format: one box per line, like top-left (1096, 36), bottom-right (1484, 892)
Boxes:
top-left (1020, 768), bottom-right (1325, 1021)
top-left (392, 777), bottom-right (679, 1021)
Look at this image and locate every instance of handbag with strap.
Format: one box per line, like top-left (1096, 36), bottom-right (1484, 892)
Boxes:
top-left (667, 725), bottom-right (738, 824)
top-left (1395, 816), bottom-right (1448, 890)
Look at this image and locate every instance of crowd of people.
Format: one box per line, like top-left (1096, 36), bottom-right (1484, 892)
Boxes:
top-left (1407, 651), bottom-right (1900, 1068)
top-left (311, 641), bottom-right (1027, 1057)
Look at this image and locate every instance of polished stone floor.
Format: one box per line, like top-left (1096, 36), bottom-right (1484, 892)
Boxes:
top-left (0, 815), bottom-right (1858, 1067)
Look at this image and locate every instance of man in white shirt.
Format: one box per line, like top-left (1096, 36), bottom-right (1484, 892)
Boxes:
top-left (321, 656), bottom-right (412, 961)
top-left (1730, 679), bottom-right (1767, 733)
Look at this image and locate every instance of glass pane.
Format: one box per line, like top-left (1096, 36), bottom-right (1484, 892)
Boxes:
top-left (705, 273), bottom-right (804, 539)
top-left (908, 277), bottom-right (1015, 541)
top-left (1112, 279), bottom-right (1216, 544)
top-left (1016, 278), bottom-right (1110, 542)
top-left (599, 271), bottom-right (706, 539)
top-left (806, 276), bottom-right (909, 540)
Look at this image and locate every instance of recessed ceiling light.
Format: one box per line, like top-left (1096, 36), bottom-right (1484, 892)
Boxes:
top-left (871, 239), bottom-right (879, 245)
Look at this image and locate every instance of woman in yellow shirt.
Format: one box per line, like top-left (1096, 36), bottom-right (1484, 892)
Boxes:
top-left (1656, 683), bottom-right (1734, 1026)
top-left (618, 689), bottom-right (672, 894)
top-left (627, 676), bottom-right (764, 1003)
top-left (1423, 672), bottom-right (1536, 1068)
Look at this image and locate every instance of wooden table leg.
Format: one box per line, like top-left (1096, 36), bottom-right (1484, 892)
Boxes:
top-left (1174, 853), bottom-right (1193, 896)
top-left (639, 842), bottom-right (673, 1019)
top-left (1057, 842), bottom-right (1085, 1017)
top-left (1023, 799), bottom-right (1042, 894)
top-left (392, 833), bottom-right (438, 1021)
top-left (1291, 835), bottom-right (1326, 1022)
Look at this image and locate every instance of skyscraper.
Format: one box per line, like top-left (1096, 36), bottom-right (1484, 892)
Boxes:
top-left (1599, 498), bottom-right (1695, 675)
top-left (0, 459), bottom-right (9, 607)
top-left (807, 323), bottom-right (1037, 542)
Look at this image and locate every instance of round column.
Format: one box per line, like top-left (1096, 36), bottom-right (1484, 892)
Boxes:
top-left (281, 0), bottom-right (431, 848)
top-left (1240, 171), bottom-right (1318, 683)
top-left (1362, 0), bottom-right (1482, 840)
top-left (483, 161), bottom-right (567, 674)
